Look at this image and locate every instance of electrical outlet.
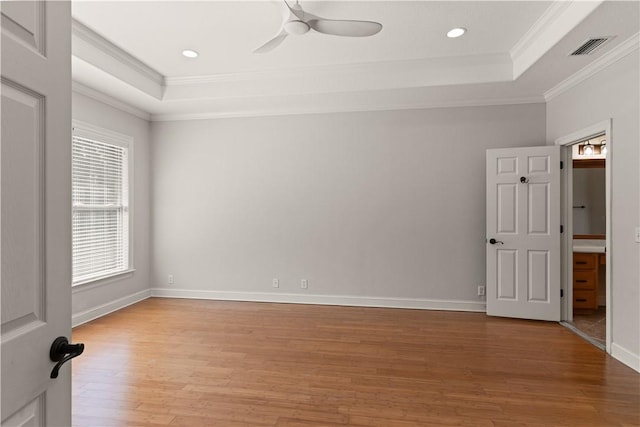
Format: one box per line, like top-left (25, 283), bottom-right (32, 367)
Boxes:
top-left (272, 278), bottom-right (279, 288)
top-left (301, 279), bottom-right (308, 289)
top-left (168, 275), bottom-right (174, 285)
top-left (478, 285), bottom-right (485, 296)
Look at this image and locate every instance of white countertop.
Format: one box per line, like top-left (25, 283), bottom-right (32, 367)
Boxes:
top-left (573, 239), bottom-right (606, 253)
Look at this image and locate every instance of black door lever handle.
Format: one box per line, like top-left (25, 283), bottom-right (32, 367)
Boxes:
top-left (50, 336), bottom-right (84, 378)
top-left (488, 238), bottom-right (504, 245)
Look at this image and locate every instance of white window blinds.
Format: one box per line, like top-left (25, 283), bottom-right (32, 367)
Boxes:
top-left (72, 132), bottom-right (130, 285)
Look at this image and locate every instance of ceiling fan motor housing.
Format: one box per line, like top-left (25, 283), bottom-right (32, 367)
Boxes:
top-left (284, 20), bottom-right (310, 35)
top-left (254, 1), bottom-right (383, 53)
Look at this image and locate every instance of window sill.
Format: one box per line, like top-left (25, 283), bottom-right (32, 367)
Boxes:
top-left (72, 269), bottom-right (136, 293)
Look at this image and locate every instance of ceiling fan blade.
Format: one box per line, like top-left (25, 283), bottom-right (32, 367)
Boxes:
top-left (308, 19), bottom-right (382, 37)
top-left (283, 0), bottom-right (305, 20)
top-left (254, 31), bottom-right (288, 54)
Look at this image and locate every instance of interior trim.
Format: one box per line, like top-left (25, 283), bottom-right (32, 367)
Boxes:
top-left (72, 18), bottom-right (164, 99)
top-left (72, 81), bottom-right (151, 120)
top-left (611, 342), bottom-right (640, 372)
top-left (72, 18), bottom-right (163, 84)
top-left (150, 288), bottom-right (487, 313)
top-left (150, 96), bottom-right (545, 122)
top-left (511, 1), bottom-right (604, 79)
top-left (511, 1), bottom-right (574, 78)
top-left (72, 289), bottom-right (151, 327)
top-left (555, 118), bottom-right (612, 354)
top-left (545, 32), bottom-right (640, 101)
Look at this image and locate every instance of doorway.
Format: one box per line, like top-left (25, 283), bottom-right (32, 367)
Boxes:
top-left (568, 135), bottom-right (607, 348)
top-left (556, 120), bottom-right (612, 353)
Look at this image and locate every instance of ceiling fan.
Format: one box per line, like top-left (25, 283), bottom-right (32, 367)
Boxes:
top-left (254, 0), bottom-right (383, 53)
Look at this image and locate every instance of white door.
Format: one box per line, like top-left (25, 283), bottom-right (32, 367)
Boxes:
top-left (1, 2), bottom-right (73, 425)
top-left (486, 146), bottom-right (561, 321)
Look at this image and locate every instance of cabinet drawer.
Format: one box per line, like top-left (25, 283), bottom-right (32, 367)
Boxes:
top-left (573, 271), bottom-right (596, 290)
top-left (573, 253), bottom-right (597, 270)
top-left (574, 290), bottom-right (597, 310)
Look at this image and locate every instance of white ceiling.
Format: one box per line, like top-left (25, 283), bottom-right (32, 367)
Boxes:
top-left (70, 1), bottom-right (640, 120)
top-left (72, 1), bottom-right (552, 76)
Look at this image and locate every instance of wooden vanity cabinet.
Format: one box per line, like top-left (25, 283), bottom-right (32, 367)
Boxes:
top-left (573, 252), bottom-right (599, 311)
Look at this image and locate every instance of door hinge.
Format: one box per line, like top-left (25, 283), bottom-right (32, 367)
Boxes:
top-left (561, 289), bottom-right (564, 298)
top-left (560, 161), bottom-right (564, 169)
top-left (561, 225), bottom-right (564, 233)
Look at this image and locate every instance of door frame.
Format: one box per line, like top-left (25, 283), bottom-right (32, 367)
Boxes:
top-left (554, 119), bottom-right (612, 354)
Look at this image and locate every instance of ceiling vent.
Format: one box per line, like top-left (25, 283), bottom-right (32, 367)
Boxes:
top-left (569, 37), bottom-right (611, 56)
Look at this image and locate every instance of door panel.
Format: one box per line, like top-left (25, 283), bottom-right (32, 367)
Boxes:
top-left (0, 0), bottom-right (45, 54)
top-left (486, 146), bottom-right (560, 321)
top-left (1, 81), bottom-right (45, 338)
top-left (1, 1), bottom-right (72, 425)
top-left (528, 183), bottom-right (549, 234)
top-left (497, 184), bottom-right (517, 233)
top-left (2, 395), bottom-right (44, 427)
top-left (528, 250), bottom-right (549, 302)
top-left (497, 249), bottom-right (517, 299)
top-left (528, 155), bottom-right (549, 174)
top-left (497, 156), bottom-right (517, 174)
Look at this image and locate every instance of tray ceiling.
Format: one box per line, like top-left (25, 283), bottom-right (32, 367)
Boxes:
top-left (70, 1), bottom-right (640, 120)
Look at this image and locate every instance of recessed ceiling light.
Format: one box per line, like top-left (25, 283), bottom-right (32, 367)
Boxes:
top-left (182, 49), bottom-right (199, 58)
top-left (447, 27), bottom-right (467, 38)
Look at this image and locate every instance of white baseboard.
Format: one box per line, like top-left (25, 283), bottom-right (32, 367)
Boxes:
top-left (72, 289), bottom-right (152, 327)
top-left (611, 342), bottom-right (640, 372)
top-left (149, 288), bottom-right (486, 312)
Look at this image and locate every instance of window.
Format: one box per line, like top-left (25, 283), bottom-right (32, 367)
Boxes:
top-left (72, 123), bottom-right (132, 285)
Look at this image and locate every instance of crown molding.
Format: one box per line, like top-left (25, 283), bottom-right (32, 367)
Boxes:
top-left (73, 80), bottom-right (152, 121)
top-left (544, 32), bottom-right (640, 102)
top-left (72, 18), bottom-right (162, 84)
top-left (511, 0), bottom-right (603, 79)
top-left (72, 18), bottom-right (164, 100)
top-left (151, 96), bottom-right (544, 122)
top-left (164, 54), bottom-right (509, 87)
top-left (510, 1), bottom-right (570, 63)
top-left (163, 53), bottom-right (513, 101)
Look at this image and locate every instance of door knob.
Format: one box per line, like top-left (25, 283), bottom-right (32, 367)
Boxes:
top-left (488, 238), bottom-right (504, 245)
top-left (49, 336), bottom-right (84, 378)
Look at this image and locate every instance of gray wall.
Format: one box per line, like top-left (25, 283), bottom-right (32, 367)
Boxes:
top-left (151, 104), bottom-right (546, 307)
top-left (573, 167), bottom-right (606, 235)
top-left (547, 51), bottom-right (639, 366)
top-left (71, 92), bottom-right (151, 323)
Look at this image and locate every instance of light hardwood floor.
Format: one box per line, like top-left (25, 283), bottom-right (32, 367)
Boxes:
top-left (72, 298), bottom-right (639, 427)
